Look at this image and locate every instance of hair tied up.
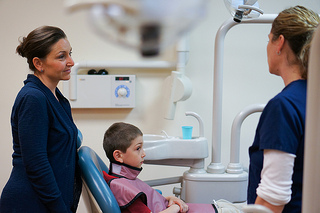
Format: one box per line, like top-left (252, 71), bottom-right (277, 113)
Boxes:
top-left (16, 36), bottom-right (27, 58)
top-left (15, 26), bottom-right (67, 72)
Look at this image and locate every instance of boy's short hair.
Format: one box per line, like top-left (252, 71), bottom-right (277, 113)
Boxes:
top-left (103, 122), bottom-right (143, 163)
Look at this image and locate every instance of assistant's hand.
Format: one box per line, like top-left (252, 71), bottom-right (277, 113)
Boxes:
top-left (166, 196), bottom-right (189, 213)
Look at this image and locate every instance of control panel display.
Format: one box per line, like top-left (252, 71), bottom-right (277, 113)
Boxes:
top-left (63, 74), bottom-right (135, 108)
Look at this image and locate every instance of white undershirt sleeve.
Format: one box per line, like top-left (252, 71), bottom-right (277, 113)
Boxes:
top-left (256, 149), bottom-right (296, 206)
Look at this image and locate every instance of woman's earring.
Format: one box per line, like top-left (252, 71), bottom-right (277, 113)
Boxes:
top-left (40, 70), bottom-right (44, 73)
top-left (277, 51), bottom-right (281, 55)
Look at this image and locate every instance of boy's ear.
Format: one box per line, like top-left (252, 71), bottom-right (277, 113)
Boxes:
top-left (113, 150), bottom-right (124, 163)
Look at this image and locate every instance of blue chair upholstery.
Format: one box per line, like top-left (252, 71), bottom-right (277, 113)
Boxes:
top-left (77, 129), bottom-right (83, 149)
top-left (78, 146), bottom-right (121, 213)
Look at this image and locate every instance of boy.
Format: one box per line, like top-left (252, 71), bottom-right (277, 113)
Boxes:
top-left (103, 122), bottom-right (216, 213)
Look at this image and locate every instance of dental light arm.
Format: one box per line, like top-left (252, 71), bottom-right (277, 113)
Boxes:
top-left (224, 0), bottom-right (264, 23)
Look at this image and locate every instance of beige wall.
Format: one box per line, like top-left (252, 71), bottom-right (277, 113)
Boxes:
top-left (1, 0), bottom-right (319, 212)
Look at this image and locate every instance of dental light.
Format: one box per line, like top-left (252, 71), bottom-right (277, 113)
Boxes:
top-left (66, 0), bottom-right (208, 57)
top-left (223, 0), bottom-right (264, 22)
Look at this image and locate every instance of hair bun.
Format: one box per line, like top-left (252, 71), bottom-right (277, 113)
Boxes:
top-left (16, 37), bottom-right (27, 58)
top-left (15, 26), bottom-right (67, 72)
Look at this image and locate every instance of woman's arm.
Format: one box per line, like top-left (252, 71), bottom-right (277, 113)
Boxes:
top-left (18, 93), bottom-right (68, 212)
top-left (255, 149), bottom-right (296, 212)
top-left (255, 196), bottom-right (284, 213)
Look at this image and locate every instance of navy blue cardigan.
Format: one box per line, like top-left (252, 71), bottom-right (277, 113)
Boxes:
top-left (0, 75), bottom-right (82, 213)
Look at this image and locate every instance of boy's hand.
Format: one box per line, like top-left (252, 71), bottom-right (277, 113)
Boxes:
top-left (166, 196), bottom-right (189, 213)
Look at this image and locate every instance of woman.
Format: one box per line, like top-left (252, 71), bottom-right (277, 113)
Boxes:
top-left (0, 26), bottom-right (82, 212)
top-left (247, 6), bottom-right (319, 213)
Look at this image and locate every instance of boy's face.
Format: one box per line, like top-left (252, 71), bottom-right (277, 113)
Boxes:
top-left (121, 135), bottom-right (146, 168)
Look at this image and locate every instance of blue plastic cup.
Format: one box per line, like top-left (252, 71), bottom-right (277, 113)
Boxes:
top-left (182, 126), bottom-right (193, 139)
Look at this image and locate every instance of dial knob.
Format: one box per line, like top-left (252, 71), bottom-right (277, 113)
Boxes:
top-left (117, 88), bottom-right (127, 97)
top-left (115, 85), bottom-right (130, 98)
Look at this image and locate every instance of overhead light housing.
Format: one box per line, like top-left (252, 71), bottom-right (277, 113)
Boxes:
top-left (223, 0), bottom-right (263, 23)
top-left (67, 0), bottom-right (208, 57)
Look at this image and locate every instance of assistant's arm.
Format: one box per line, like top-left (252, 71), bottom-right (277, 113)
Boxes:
top-left (255, 149), bottom-right (296, 213)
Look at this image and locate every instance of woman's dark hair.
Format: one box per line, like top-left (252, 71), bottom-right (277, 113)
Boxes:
top-left (16, 26), bottom-right (67, 72)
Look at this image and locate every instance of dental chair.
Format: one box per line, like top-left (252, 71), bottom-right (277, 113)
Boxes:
top-left (78, 145), bottom-right (121, 213)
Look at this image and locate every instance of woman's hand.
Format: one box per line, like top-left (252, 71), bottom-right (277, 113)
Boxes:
top-left (166, 196), bottom-right (189, 213)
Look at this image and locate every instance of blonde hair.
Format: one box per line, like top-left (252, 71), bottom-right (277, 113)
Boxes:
top-left (271, 5), bottom-right (319, 79)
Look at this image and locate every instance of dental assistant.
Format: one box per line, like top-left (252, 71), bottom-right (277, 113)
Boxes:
top-left (0, 26), bottom-right (82, 213)
top-left (247, 6), bottom-right (319, 213)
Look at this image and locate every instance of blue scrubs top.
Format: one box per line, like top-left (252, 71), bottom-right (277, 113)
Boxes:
top-left (247, 80), bottom-right (306, 213)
